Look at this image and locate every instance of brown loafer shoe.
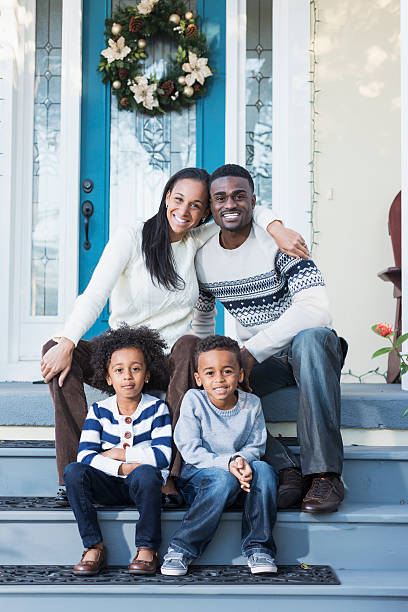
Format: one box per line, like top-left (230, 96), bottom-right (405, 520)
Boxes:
top-left (129, 547), bottom-right (159, 575)
top-left (73, 545), bottom-right (107, 576)
top-left (301, 474), bottom-right (344, 513)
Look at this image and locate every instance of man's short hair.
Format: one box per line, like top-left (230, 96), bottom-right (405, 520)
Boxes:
top-left (209, 164), bottom-right (254, 193)
top-left (194, 334), bottom-right (242, 371)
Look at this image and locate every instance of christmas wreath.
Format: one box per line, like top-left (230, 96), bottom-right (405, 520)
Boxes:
top-left (98, 0), bottom-right (213, 115)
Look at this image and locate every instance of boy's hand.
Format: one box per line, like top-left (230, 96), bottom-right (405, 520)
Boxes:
top-left (118, 462), bottom-right (141, 476)
top-left (102, 448), bottom-right (126, 461)
top-left (229, 456), bottom-right (252, 492)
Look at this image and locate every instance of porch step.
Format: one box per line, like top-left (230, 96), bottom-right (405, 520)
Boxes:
top-left (2, 443), bottom-right (407, 503)
top-left (1, 569), bottom-right (407, 611)
top-left (0, 568), bottom-right (407, 611)
top-left (1, 382), bottom-right (407, 429)
top-left (0, 500), bottom-right (407, 569)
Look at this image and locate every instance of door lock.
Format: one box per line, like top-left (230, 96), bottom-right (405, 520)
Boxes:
top-left (82, 178), bottom-right (94, 194)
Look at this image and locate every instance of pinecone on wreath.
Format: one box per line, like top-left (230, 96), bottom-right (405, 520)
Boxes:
top-left (185, 24), bottom-right (198, 37)
top-left (193, 83), bottom-right (200, 92)
top-left (160, 80), bottom-right (175, 97)
top-left (120, 97), bottom-right (129, 107)
top-left (118, 67), bottom-right (129, 81)
top-left (129, 16), bottom-right (143, 32)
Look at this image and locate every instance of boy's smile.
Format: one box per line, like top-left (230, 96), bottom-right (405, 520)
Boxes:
top-left (194, 349), bottom-right (244, 410)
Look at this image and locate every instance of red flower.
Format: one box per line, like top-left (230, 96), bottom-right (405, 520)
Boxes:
top-left (375, 322), bottom-right (393, 337)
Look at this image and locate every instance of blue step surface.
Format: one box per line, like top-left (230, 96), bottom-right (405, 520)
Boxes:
top-left (0, 570), bottom-right (407, 611)
top-left (0, 501), bottom-right (407, 569)
top-left (2, 444), bottom-right (407, 503)
top-left (1, 382), bottom-right (407, 429)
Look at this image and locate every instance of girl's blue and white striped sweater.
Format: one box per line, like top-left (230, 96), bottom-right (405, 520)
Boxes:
top-left (77, 393), bottom-right (172, 480)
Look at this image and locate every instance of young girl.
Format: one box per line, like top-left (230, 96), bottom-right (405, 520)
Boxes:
top-left (64, 324), bottom-right (171, 576)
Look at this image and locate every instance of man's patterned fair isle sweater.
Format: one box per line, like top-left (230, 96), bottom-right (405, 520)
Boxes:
top-left (192, 223), bottom-right (332, 363)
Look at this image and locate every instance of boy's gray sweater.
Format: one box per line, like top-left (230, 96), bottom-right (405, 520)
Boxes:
top-left (174, 388), bottom-right (267, 471)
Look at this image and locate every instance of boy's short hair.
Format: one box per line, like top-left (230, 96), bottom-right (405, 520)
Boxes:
top-left (209, 164), bottom-right (254, 193)
top-left (194, 335), bottom-right (242, 371)
top-left (91, 324), bottom-right (168, 395)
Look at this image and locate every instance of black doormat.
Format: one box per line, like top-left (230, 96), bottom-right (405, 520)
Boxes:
top-left (0, 565), bottom-right (340, 586)
top-left (0, 440), bottom-right (55, 448)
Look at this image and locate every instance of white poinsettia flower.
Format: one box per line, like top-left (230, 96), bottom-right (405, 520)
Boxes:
top-left (137, 0), bottom-right (159, 16)
top-left (101, 36), bottom-right (131, 63)
top-left (129, 75), bottom-right (159, 110)
top-left (182, 51), bottom-right (212, 86)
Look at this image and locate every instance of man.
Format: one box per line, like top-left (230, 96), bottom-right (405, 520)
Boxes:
top-left (190, 164), bottom-right (346, 513)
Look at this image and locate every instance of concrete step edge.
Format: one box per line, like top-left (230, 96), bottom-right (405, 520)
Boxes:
top-left (1, 501), bottom-right (407, 523)
top-left (2, 444), bottom-right (408, 460)
top-left (0, 569), bottom-right (407, 596)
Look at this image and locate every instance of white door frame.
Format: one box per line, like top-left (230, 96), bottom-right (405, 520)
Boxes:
top-left (0, 0), bottom-right (82, 381)
top-left (225, 0), bottom-right (311, 238)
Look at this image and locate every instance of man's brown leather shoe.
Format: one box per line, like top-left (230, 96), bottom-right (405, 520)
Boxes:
top-left (73, 545), bottom-right (107, 576)
top-left (278, 467), bottom-right (310, 509)
top-left (129, 547), bottom-right (159, 575)
top-left (301, 474), bottom-right (344, 513)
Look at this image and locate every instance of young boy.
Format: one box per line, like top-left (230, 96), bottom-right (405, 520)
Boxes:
top-left (161, 335), bottom-right (278, 576)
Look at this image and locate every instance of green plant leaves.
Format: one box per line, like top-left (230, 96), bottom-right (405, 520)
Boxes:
top-left (371, 347), bottom-right (393, 358)
top-left (394, 332), bottom-right (408, 348)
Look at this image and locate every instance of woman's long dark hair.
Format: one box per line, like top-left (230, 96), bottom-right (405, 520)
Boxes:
top-left (142, 167), bottom-right (210, 291)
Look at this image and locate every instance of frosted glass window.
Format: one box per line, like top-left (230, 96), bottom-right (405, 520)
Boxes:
top-left (31, 0), bottom-right (62, 316)
top-left (246, 0), bottom-right (272, 207)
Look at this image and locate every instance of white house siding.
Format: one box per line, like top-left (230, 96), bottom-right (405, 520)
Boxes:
top-left (313, 0), bottom-right (401, 382)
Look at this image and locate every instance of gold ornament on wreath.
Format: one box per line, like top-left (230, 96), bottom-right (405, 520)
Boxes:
top-left (98, 0), bottom-right (213, 116)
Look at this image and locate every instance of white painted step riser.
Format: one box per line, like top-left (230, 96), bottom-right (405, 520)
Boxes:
top-left (2, 456), bottom-right (408, 504)
top-left (0, 593), bottom-right (407, 611)
top-left (1, 516), bottom-right (407, 569)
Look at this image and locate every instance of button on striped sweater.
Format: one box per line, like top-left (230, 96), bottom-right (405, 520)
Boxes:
top-left (77, 393), bottom-right (172, 480)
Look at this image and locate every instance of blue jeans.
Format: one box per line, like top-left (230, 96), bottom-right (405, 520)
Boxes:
top-left (250, 327), bottom-right (345, 475)
top-left (169, 461), bottom-right (278, 560)
top-left (64, 462), bottom-right (163, 550)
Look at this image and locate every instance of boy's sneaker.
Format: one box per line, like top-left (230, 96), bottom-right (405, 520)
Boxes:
top-left (247, 553), bottom-right (278, 574)
top-left (161, 549), bottom-right (190, 576)
top-left (55, 487), bottom-right (69, 507)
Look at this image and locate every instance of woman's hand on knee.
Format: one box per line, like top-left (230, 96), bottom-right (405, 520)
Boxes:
top-left (41, 338), bottom-right (75, 386)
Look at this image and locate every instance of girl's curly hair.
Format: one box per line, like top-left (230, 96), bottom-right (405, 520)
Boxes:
top-left (90, 324), bottom-right (169, 395)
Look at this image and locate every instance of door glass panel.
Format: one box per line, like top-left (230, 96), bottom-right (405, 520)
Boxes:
top-left (246, 0), bottom-right (272, 208)
top-left (31, 0), bottom-right (62, 316)
top-left (110, 0), bottom-right (197, 229)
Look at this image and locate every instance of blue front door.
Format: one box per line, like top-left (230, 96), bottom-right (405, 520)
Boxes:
top-left (79, 0), bottom-right (226, 340)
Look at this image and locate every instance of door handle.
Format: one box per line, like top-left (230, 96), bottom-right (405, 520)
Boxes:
top-left (82, 200), bottom-right (94, 250)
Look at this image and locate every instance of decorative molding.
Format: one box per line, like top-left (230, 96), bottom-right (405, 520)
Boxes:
top-left (225, 0), bottom-right (246, 166)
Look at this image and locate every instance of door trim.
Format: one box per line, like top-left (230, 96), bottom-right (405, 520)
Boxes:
top-left (225, 0), bottom-right (311, 238)
top-left (0, 0), bottom-right (82, 380)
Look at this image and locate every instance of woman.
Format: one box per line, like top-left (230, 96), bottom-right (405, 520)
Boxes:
top-left (41, 167), bottom-right (308, 505)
